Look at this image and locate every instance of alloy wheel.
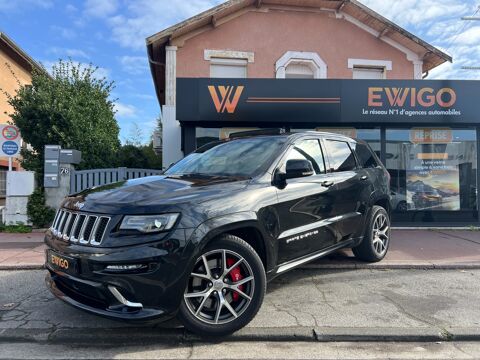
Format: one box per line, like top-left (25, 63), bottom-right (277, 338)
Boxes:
top-left (372, 213), bottom-right (389, 256)
top-left (184, 249), bottom-right (255, 325)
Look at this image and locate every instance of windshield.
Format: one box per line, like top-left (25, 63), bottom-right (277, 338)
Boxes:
top-left (165, 137), bottom-right (286, 177)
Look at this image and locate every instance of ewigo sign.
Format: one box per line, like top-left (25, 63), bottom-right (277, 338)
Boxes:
top-left (177, 78), bottom-right (478, 124)
top-left (208, 85), bottom-right (244, 113)
top-left (368, 87), bottom-right (456, 108)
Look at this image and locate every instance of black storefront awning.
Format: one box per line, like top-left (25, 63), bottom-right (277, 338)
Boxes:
top-left (177, 78), bottom-right (479, 126)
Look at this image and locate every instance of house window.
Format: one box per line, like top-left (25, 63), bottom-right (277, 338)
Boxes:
top-left (285, 63), bottom-right (315, 79)
top-left (276, 51), bottom-right (327, 79)
top-left (210, 58), bottom-right (247, 78)
top-left (348, 59), bottom-right (392, 79)
top-left (352, 66), bottom-right (385, 79)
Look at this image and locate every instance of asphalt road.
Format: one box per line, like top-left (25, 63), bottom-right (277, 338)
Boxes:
top-left (1, 269), bottom-right (479, 358)
top-left (1, 341), bottom-right (480, 359)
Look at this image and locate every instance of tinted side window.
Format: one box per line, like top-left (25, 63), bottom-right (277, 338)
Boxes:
top-left (354, 143), bottom-right (379, 168)
top-left (325, 140), bottom-right (357, 172)
top-left (286, 139), bottom-right (325, 174)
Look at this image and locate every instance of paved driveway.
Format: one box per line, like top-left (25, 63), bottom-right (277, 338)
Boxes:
top-left (1, 268), bottom-right (479, 342)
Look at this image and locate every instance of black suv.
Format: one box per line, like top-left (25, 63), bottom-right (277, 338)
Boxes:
top-left (45, 130), bottom-right (391, 336)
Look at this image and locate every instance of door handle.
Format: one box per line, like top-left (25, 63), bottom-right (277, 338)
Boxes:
top-left (321, 180), bottom-right (334, 187)
top-left (360, 175), bottom-right (368, 180)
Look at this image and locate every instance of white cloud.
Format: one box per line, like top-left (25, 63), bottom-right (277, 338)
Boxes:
top-left (114, 102), bottom-right (137, 118)
top-left (361, 0), bottom-right (480, 81)
top-left (118, 55), bottom-right (149, 75)
top-left (0, 0), bottom-right (52, 13)
top-left (448, 26), bottom-right (480, 46)
top-left (84, 0), bottom-right (118, 18)
top-left (50, 25), bottom-right (76, 39)
top-left (48, 47), bottom-right (89, 59)
top-left (361, 0), bottom-right (472, 28)
top-left (132, 93), bottom-right (156, 100)
top-left (105, 0), bottom-right (223, 50)
top-left (40, 60), bottom-right (111, 80)
top-left (65, 4), bottom-right (77, 13)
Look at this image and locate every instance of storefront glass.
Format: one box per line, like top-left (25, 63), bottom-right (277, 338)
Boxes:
top-left (292, 128), bottom-right (380, 156)
top-left (196, 127), bottom-right (259, 148)
top-left (195, 126), bottom-right (478, 224)
top-left (386, 128), bottom-right (478, 224)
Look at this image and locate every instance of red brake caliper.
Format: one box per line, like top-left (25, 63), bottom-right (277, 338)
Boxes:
top-left (226, 258), bottom-right (243, 302)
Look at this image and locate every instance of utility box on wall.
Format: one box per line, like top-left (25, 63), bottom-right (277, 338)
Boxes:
top-left (4, 171), bottom-right (35, 225)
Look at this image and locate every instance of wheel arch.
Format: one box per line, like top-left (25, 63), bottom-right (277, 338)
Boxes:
top-left (374, 196), bottom-right (391, 215)
top-left (186, 212), bottom-right (275, 272)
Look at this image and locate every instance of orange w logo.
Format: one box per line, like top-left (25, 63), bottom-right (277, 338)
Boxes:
top-left (208, 85), bottom-right (244, 113)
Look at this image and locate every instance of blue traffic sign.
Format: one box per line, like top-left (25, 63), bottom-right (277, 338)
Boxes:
top-left (2, 141), bottom-right (19, 156)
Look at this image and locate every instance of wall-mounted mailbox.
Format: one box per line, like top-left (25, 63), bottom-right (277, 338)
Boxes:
top-left (45, 145), bottom-right (61, 160)
top-left (59, 149), bottom-right (82, 164)
top-left (44, 145), bottom-right (61, 188)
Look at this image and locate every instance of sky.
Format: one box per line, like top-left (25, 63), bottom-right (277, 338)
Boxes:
top-left (0, 0), bottom-right (479, 143)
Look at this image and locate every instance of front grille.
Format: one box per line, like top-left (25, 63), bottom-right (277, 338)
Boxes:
top-left (51, 209), bottom-right (111, 246)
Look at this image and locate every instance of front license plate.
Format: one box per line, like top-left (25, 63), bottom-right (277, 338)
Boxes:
top-left (47, 250), bottom-right (79, 275)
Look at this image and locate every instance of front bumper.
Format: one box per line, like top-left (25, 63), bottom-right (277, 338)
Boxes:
top-left (44, 227), bottom-right (192, 322)
top-left (46, 271), bottom-right (165, 321)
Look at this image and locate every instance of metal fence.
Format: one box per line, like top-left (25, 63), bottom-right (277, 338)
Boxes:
top-left (70, 167), bottom-right (163, 194)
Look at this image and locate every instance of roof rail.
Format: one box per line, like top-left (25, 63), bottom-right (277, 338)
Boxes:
top-left (229, 128), bottom-right (286, 139)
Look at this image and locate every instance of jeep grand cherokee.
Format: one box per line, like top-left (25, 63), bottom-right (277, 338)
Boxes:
top-left (45, 130), bottom-right (391, 336)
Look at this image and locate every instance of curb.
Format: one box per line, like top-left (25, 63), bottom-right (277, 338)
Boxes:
top-left (0, 264), bottom-right (45, 270)
top-left (300, 263), bottom-right (480, 270)
top-left (1, 327), bottom-right (479, 344)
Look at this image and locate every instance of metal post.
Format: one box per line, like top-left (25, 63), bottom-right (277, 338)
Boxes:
top-left (477, 126), bottom-right (480, 225)
top-left (380, 127), bottom-right (386, 165)
top-left (118, 167), bottom-right (127, 181)
top-left (8, 157), bottom-right (12, 171)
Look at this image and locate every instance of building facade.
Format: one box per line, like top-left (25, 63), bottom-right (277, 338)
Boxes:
top-left (0, 33), bottom-right (41, 171)
top-left (146, 0), bottom-right (479, 226)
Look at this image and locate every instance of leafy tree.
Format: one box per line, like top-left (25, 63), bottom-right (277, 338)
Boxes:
top-left (124, 122), bottom-right (144, 147)
top-left (5, 59), bottom-right (120, 180)
top-left (117, 142), bottom-right (162, 169)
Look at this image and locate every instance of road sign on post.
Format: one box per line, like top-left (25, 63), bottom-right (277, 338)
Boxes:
top-left (0, 125), bottom-right (21, 170)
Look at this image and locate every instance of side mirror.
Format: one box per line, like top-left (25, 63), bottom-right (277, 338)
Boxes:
top-left (285, 159), bottom-right (314, 179)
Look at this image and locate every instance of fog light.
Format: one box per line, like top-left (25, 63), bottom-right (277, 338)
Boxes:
top-left (105, 264), bottom-right (146, 271)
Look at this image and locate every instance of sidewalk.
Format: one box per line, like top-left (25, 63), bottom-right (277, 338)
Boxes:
top-left (0, 232), bottom-right (45, 269)
top-left (0, 229), bottom-right (479, 269)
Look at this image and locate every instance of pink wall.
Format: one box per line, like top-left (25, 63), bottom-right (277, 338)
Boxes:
top-left (176, 9), bottom-right (414, 79)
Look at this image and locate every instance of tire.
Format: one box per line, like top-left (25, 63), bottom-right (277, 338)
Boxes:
top-left (178, 234), bottom-right (266, 337)
top-left (352, 205), bottom-right (390, 262)
top-left (396, 201), bottom-right (407, 212)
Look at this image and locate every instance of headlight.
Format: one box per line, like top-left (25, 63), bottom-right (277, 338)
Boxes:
top-left (119, 214), bottom-right (179, 233)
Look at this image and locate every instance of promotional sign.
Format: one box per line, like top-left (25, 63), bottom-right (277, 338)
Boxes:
top-left (405, 141), bottom-right (460, 211)
top-left (177, 78), bottom-right (478, 124)
top-left (410, 128), bottom-right (452, 144)
top-left (0, 125), bottom-right (20, 157)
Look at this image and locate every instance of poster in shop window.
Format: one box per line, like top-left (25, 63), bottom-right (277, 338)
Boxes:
top-left (405, 128), bottom-right (460, 211)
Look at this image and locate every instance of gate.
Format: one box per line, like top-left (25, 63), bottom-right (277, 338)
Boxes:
top-left (70, 167), bottom-right (163, 194)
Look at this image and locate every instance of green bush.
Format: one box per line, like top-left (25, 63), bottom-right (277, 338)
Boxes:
top-left (27, 188), bottom-right (56, 228)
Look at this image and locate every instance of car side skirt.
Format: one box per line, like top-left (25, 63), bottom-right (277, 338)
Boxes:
top-left (273, 238), bottom-right (358, 276)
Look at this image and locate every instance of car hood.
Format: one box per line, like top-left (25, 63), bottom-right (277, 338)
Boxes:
top-left (61, 175), bottom-right (250, 215)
